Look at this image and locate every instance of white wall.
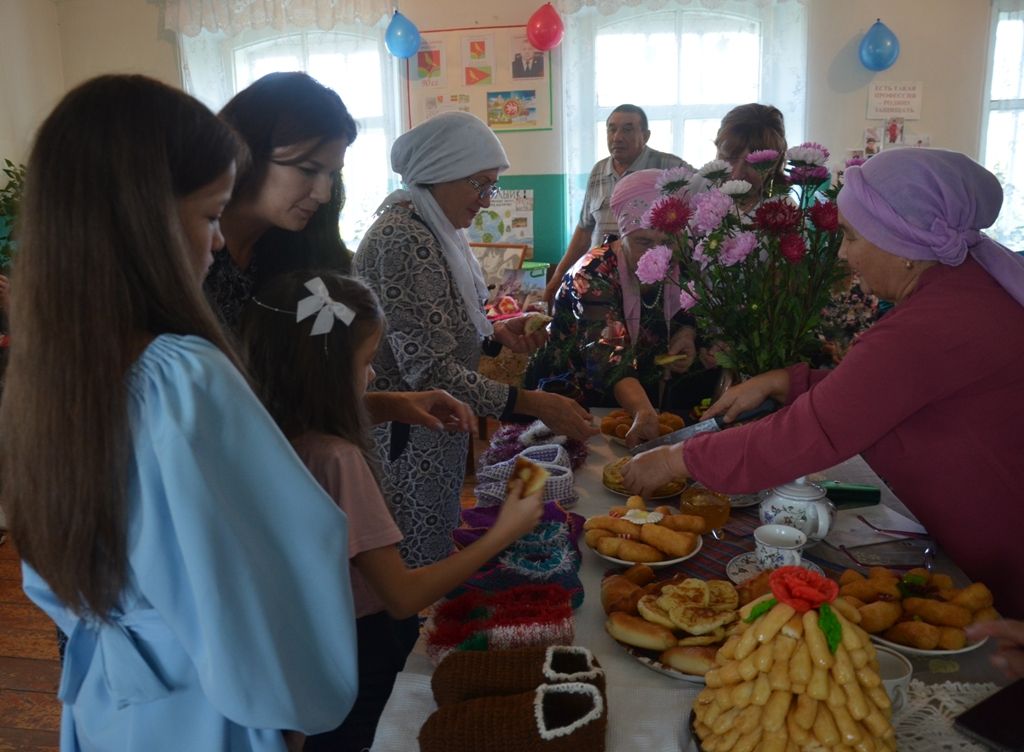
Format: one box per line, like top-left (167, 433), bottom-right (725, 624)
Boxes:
top-left (0, 0), bottom-right (65, 162)
top-left (0, 0), bottom-right (999, 174)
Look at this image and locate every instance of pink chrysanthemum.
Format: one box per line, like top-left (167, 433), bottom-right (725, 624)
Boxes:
top-left (844, 156), bottom-right (867, 168)
top-left (679, 281), bottom-right (699, 311)
top-left (746, 149), bottom-right (780, 166)
top-left (635, 244), bottom-right (672, 284)
top-left (787, 142), bottom-right (830, 164)
top-left (780, 234), bottom-right (807, 264)
top-left (789, 165), bottom-right (830, 185)
top-left (644, 195), bottom-right (692, 234)
top-left (691, 241), bottom-right (709, 269)
top-left (720, 232), bottom-right (758, 267)
top-left (690, 190), bottom-right (733, 235)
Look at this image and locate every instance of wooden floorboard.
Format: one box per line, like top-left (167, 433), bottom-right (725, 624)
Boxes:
top-left (0, 726), bottom-right (61, 752)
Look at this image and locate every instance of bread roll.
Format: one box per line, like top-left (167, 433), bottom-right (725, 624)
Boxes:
top-left (511, 456), bottom-right (549, 496)
top-left (660, 645), bottom-right (718, 675)
top-left (606, 611), bottom-right (677, 651)
top-left (601, 574), bottom-right (643, 614)
top-left (621, 563), bottom-right (657, 586)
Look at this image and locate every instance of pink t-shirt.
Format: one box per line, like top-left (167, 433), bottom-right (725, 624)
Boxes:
top-left (291, 432), bottom-right (403, 618)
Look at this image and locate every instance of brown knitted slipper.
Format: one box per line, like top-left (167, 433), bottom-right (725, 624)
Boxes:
top-left (431, 645), bottom-right (605, 706)
top-left (420, 682), bottom-right (607, 752)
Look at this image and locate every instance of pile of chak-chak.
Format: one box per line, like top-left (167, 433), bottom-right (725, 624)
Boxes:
top-left (693, 567), bottom-right (896, 752)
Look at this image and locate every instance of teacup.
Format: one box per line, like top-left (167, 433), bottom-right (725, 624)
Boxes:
top-left (875, 646), bottom-right (913, 714)
top-left (754, 524), bottom-right (806, 570)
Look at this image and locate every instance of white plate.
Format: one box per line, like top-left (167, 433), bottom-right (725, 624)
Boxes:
top-left (618, 643), bottom-right (707, 684)
top-left (602, 433), bottom-right (628, 447)
top-left (589, 533), bottom-right (703, 569)
top-left (869, 633), bottom-right (988, 658)
top-left (602, 480), bottom-right (686, 502)
top-left (725, 551), bottom-right (824, 584)
top-left (729, 491), bottom-right (767, 509)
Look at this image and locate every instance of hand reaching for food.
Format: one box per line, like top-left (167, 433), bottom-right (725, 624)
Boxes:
top-left (625, 408), bottom-right (660, 448)
top-left (492, 313), bottom-right (551, 354)
top-left (621, 445), bottom-right (689, 498)
top-left (663, 325), bottom-right (697, 375)
top-left (965, 619), bottom-right (1024, 678)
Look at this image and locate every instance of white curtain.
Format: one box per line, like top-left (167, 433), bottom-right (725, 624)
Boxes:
top-left (556, 0), bottom-right (808, 232)
top-left (164, 0), bottom-right (392, 37)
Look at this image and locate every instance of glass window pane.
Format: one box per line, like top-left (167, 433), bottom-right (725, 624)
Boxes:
top-left (595, 31), bottom-right (678, 107)
top-left (341, 128), bottom-right (389, 246)
top-left (647, 119), bottom-right (673, 154)
top-left (984, 109), bottom-right (1024, 248)
top-left (991, 13), bottom-right (1024, 101)
top-left (679, 29), bottom-right (760, 103)
top-left (682, 118), bottom-right (722, 168)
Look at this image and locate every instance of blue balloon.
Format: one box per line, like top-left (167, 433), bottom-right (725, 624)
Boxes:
top-left (385, 11), bottom-right (421, 59)
top-left (859, 19), bottom-right (900, 71)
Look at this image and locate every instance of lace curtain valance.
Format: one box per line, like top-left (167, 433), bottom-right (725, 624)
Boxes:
top-left (163, 0), bottom-right (393, 37)
top-left (553, 0), bottom-right (806, 16)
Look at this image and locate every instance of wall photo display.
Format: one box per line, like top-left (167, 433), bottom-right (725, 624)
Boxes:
top-left (405, 25), bottom-right (553, 132)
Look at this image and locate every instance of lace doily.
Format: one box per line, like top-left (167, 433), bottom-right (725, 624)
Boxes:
top-left (896, 679), bottom-right (999, 752)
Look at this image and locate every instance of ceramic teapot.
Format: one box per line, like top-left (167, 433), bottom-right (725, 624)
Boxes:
top-left (758, 477), bottom-right (836, 543)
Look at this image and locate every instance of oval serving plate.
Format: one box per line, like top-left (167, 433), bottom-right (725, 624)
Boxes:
top-left (869, 633), bottom-right (988, 658)
top-left (615, 641), bottom-right (707, 684)
top-left (588, 534), bottom-right (703, 569)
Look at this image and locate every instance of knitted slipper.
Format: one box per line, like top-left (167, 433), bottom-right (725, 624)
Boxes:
top-left (431, 645), bottom-right (605, 707)
top-left (419, 682), bottom-right (606, 752)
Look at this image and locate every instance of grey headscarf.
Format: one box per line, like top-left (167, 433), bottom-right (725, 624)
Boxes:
top-left (380, 112), bottom-right (510, 336)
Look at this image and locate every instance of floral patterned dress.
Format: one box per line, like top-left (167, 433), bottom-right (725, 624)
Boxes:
top-left (355, 204), bottom-right (514, 567)
top-left (524, 244), bottom-right (718, 412)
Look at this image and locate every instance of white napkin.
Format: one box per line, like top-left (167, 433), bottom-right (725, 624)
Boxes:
top-left (370, 670), bottom-right (702, 751)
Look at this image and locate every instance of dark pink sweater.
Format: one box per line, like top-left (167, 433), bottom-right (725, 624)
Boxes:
top-left (685, 257), bottom-right (1024, 617)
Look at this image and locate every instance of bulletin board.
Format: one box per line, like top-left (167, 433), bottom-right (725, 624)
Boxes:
top-left (404, 25), bottom-right (553, 132)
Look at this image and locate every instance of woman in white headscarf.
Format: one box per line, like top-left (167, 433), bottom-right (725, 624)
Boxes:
top-left (355, 112), bottom-right (595, 574)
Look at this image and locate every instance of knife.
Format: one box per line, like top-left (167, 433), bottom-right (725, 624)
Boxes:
top-left (629, 398), bottom-right (780, 455)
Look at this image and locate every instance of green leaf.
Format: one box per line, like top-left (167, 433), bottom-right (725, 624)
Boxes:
top-left (744, 597), bottom-right (778, 623)
top-left (818, 603), bottom-right (842, 653)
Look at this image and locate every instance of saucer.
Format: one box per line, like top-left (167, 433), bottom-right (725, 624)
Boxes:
top-left (725, 551), bottom-right (824, 584)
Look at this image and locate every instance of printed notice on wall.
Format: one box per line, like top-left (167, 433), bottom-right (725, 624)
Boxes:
top-left (867, 81), bottom-right (923, 120)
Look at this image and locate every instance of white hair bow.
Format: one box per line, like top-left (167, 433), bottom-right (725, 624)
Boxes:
top-left (296, 277), bottom-right (355, 336)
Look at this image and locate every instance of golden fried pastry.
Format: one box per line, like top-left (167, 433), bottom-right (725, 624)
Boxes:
top-left (613, 424), bottom-right (629, 439)
top-left (660, 645), bottom-right (717, 675)
top-left (658, 513), bottom-right (706, 533)
top-left (596, 536), bottom-right (665, 563)
top-left (584, 514), bottom-right (641, 537)
top-left (660, 578), bottom-right (710, 608)
top-left (599, 416), bottom-right (620, 435)
top-left (621, 563), bottom-right (657, 587)
top-left (626, 495), bottom-right (647, 510)
top-left (601, 574), bottom-right (643, 614)
top-left (606, 611), bottom-right (677, 651)
top-left (708, 580), bottom-right (740, 612)
top-left (949, 582), bottom-right (994, 612)
top-left (737, 570), bottom-right (774, 606)
top-left (637, 595), bottom-right (677, 629)
top-left (839, 577), bottom-right (901, 603)
top-left (640, 524), bottom-right (699, 558)
top-left (678, 628), bottom-right (726, 646)
top-left (971, 606), bottom-right (1000, 624)
top-left (883, 620), bottom-right (941, 650)
top-left (512, 456), bottom-right (550, 496)
top-left (857, 600), bottom-right (903, 634)
top-left (659, 412), bottom-right (685, 431)
top-left (584, 529), bottom-right (613, 549)
top-left (902, 597), bottom-right (972, 628)
top-left (929, 573), bottom-right (955, 590)
top-left (668, 605), bottom-right (738, 635)
top-left (602, 457), bottom-right (685, 497)
top-left (839, 569), bottom-right (866, 586)
top-left (937, 626), bottom-right (967, 651)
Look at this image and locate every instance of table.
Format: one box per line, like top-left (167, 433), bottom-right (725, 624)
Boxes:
top-left (370, 411), bottom-right (1007, 751)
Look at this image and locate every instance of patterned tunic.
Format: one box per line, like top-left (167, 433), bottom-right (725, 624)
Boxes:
top-left (355, 204), bottom-right (512, 567)
top-left (524, 243), bottom-right (718, 412)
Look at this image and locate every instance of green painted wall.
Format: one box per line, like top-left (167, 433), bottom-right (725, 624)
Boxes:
top-left (497, 173), bottom-right (571, 265)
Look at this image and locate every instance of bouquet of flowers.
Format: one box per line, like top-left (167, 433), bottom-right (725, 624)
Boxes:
top-left (635, 144), bottom-right (847, 377)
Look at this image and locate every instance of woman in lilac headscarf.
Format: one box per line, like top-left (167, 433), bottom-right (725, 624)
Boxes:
top-left (524, 169), bottom-right (720, 446)
top-left (623, 149), bottom-right (1024, 617)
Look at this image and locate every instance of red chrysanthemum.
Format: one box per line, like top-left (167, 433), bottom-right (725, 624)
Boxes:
top-left (780, 233), bottom-right (807, 264)
top-left (644, 195), bottom-right (693, 234)
top-left (753, 198), bottom-right (802, 235)
top-left (769, 566), bottom-right (839, 613)
top-left (808, 200), bottom-right (839, 232)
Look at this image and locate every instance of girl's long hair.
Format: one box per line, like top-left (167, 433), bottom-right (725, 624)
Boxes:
top-left (239, 271), bottom-right (383, 460)
top-left (219, 72), bottom-right (358, 281)
top-left (715, 103), bottom-right (788, 186)
top-left (0, 75), bottom-right (244, 618)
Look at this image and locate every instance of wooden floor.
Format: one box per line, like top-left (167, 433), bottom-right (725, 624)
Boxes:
top-left (0, 422), bottom-right (491, 749)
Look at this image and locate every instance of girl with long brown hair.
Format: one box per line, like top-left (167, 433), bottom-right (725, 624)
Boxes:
top-left (0, 74), bottom-right (358, 752)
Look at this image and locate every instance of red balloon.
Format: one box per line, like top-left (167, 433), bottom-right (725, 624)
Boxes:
top-left (526, 3), bottom-right (565, 51)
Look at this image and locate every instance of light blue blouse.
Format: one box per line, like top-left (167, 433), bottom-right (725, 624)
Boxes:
top-left (22, 335), bottom-right (358, 752)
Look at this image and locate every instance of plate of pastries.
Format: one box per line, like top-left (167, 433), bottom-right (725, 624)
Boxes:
top-left (584, 496), bottom-right (704, 567)
top-left (599, 409), bottom-right (685, 447)
top-left (602, 567), bottom-right (742, 683)
top-left (602, 456), bottom-right (686, 500)
top-left (837, 566), bottom-right (996, 656)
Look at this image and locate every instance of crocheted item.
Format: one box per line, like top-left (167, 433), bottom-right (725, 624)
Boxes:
top-left (475, 461), bottom-right (577, 508)
top-left (424, 584), bottom-right (575, 666)
top-left (475, 444), bottom-right (572, 485)
top-left (432, 645), bottom-right (605, 707)
top-left (419, 682), bottom-right (606, 752)
top-left (479, 421), bottom-right (589, 471)
top-left (895, 679), bottom-right (999, 752)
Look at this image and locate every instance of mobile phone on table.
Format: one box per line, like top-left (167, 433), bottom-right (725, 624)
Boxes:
top-left (953, 680), bottom-right (1024, 751)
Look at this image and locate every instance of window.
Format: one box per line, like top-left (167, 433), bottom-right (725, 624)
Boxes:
top-left (180, 27), bottom-right (402, 246)
top-left (982, 2), bottom-right (1024, 248)
top-left (561, 0), bottom-right (806, 238)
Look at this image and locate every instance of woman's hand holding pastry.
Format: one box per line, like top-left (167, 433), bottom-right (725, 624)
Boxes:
top-left (524, 390), bottom-right (598, 442)
top-left (493, 314), bottom-right (549, 354)
top-left (666, 326), bottom-right (697, 374)
top-left (625, 408), bottom-right (661, 448)
top-left (701, 369), bottom-right (789, 423)
top-left (493, 477), bottom-right (544, 541)
top-left (621, 445), bottom-right (688, 498)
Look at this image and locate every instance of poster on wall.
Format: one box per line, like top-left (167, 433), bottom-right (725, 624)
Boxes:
top-left (866, 81), bottom-right (922, 120)
top-left (466, 189), bottom-right (534, 249)
top-left (405, 25), bottom-right (552, 131)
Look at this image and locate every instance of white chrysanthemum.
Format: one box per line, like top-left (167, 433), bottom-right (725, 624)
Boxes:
top-left (786, 145), bottom-right (828, 166)
top-left (655, 166), bottom-right (695, 194)
top-left (719, 179), bottom-right (752, 196)
top-left (698, 159), bottom-right (731, 178)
